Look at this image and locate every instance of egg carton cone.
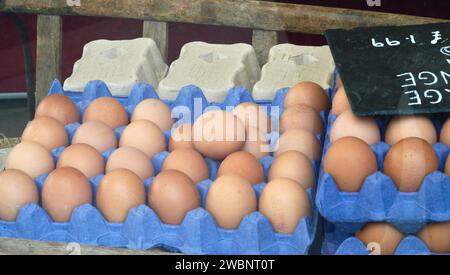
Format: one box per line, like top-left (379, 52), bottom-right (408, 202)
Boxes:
top-left (158, 42), bottom-right (261, 102)
top-left (253, 44), bottom-right (335, 101)
top-left (63, 38), bottom-right (168, 97)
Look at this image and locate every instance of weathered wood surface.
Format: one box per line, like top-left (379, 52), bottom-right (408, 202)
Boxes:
top-left (252, 29), bottom-right (277, 65)
top-left (143, 20), bottom-right (169, 62)
top-left (1, 0), bottom-right (447, 35)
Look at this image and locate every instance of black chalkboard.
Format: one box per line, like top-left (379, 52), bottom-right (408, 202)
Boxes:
top-left (326, 22), bottom-right (450, 116)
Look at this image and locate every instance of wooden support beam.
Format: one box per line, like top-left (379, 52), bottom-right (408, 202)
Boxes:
top-left (252, 29), bottom-right (277, 65)
top-left (143, 20), bottom-right (168, 62)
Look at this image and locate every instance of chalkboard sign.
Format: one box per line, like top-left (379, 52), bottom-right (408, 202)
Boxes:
top-left (326, 22), bottom-right (450, 116)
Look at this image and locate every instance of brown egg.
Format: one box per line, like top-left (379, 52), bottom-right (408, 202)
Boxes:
top-left (284, 81), bottom-right (330, 112)
top-left (35, 94), bottom-right (80, 125)
top-left (385, 116), bottom-right (437, 145)
top-left (5, 141), bottom-right (55, 178)
top-left (205, 174), bottom-right (257, 229)
top-left (383, 137), bottom-right (438, 192)
top-left (274, 129), bottom-right (321, 160)
top-left (280, 104), bottom-right (323, 134)
top-left (169, 123), bottom-right (194, 152)
top-left (57, 144), bottom-right (105, 178)
top-left (149, 170), bottom-right (201, 225)
top-left (217, 151), bottom-right (264, 185)
top-left (42, 167), bottom-right (92, 222)
top-left (96, 169), bottom-right (146, 223)
top-left (332, 87), bottom-right (351, 116)
top-left (324, 137), bottom-right (378, 192)
top-left (131, 99), bottom-right (173, 131)
top-left (119, 120), bottom-right (166, 158)
top-left (356, 223), bottom-right (405, 255)
top-left (269, 151), bottom-right (315, 190)
top-left (259, 178), bottom-right (311, 234)
top-left (0, 169), bottom-right (39, 221)
top-left (106, 147), bottom-right (153, 180)
top-left (440, 118), bottom-right (450, 147)
top-left (242, 126), bottom-right (270, 159)
top-left (72, 121), bottom-right (117, 152)
top-left (232, 102), bottom-right (271, 133)
top-left (418, 222), bottom-right (450, 253)
top-left (330, 110), bottom-right (380, 145)
top-left (162, 148), bottom-right (209, 183)
top-left (193, 110), bottom-right (246, 160)
top-left (83, 97), bottom-right (129, 129)
top-left (21, 116), bottom-right (69, 150)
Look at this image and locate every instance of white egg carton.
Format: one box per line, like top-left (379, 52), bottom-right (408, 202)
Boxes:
top-left (253, 44), bottom-right (335, 100)
top-left (63, 38), bottom-right (168, 97)
top-left (157, 42), bottom-right (261, 102)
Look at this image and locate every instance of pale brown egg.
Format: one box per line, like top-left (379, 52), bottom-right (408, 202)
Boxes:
top-left (330, 110), bottom-right (380, 145)
top-left (332, 87), bottom-right (351, 116)
top-left (72, 121), bottom-right (117, 152)
top-left (356, 223), bottom-right (405, 255)
top-left (106, 147), bottom-right (153, 180)
top-left (205, 174), bottom-right (257, 229)
top-left (21, 116), bottom-right (69, 150)
top-left (96, 169), bottom-right (146, 223)
top-left (383, 137), bottom-right (438, 192)
top-left (0, 169), bottom-right (39, 221)
top-left (35, 94), bottom-right (80, 125)
top-left (324, 137), bottom-right (378, 192)
top-left (83, 97), bottom-right (129, 129)
top-left (57, 144), bottom-right (105, 178)
top-left (169, 123), bottom-right (194, 152)
top-left (444, 155), bottom-right (450, 177)
top-left (440, 118), bottom-right (450, 147)
top-left (284, 81), bottom-right (330, 112)
top-left (193, 110), bottom-right (246, 160)
top-left (217, 151), bottom-right (264, 185)
top-left (232, 102), bottom-right (271, 133)
top-left (274, 129), bottom-right (321, 160)
top-left (259, 178), bottom-right (311, 234)
top-left (269, 150), bottom-right (315, 190)
top-left (149, 170), bottom-right (200, 225)
top-left (280, 104), bottom-right (323, 134)
top-left (162, 148), bottom-right (209, 183)
top-left (385, 116), bottom-right (437, 145)
top-left (42, 167), bottom-right (92, 222)
top-left (418, 222), bottom-right (450, 253)
top-left (242, 126), bottom-right (270, 159)
top-left (119, 120), bottom-right (166, 158)
top-left (131, 99), bottom-right (173, 131)
top-left (5, 141), bottom-right (55, 179)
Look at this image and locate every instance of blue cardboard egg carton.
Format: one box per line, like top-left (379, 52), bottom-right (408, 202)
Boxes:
top-left (0, 79), bottom-right (327, 254)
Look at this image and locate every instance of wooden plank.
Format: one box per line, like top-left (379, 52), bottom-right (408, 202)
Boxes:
top-left (252, 29), bottom-right (277, 65)
top-left (36, 14), bottom-right (62, 105)
top-left (1, 0), bottom-right (447, 35)
top-left (143, 20), bottom-right (168, 62)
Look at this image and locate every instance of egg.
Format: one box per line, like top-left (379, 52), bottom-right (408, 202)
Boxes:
top-left (0, 169), bottom-right (39, 221)
top-left (280, 104), bottom-right (323, 134)
top-left (83, 97), bottom-right (129, 129)
top-left (440, 118), bottom-right (450, 147)
top-left (259, 178), bottom-right (311, 234)
top-left (169, 123), bottom-right (194, 152)
top-left (385, 116), bottom-right (437, 145)
top-left (274, 129), bottom-right (321, 160)
top-left (324, 137), bottom-right (378, 192)
top-left (21, 116), bottom-right (69, 150)
top-left (242, 126), bottom-right (270, 159)
top-left (35, 94), bottom-right (80, 125)
top-left (119, 120), bottom-right (166, 158)
top-left (149, 170), bottom-right (200, 225)
top-left (96, 169), bottom-right (146, 223)
top-left (355, 223), bottom-right (405, 255)
top-left (72, 121), bottom-right (117, 152)
top-left (232, 102), bottom-right (271, 133)
top-left (383, 137), bottom-right (438, 192)
top-left (162, 148), bottom-right (209, 183)
top-left (5, 141), bottom-right (55, 178)
top-left (269, 151), bottom-right (315, 190)
top-left (330, 110), bottom-right (380, 145)
top-left (284, 81), bottom-right (330, 112)
top-left (57, 144), bottom-right (105, 178)
top-left (217, 151), bottom-right (264, 185)
top-left (205, 174), bottom-right (257, 229)
top-left (193, 110), bottom-right (246, 160)
top-left (106, 147), bottom-right (153, 180)
top-left (131, 98), bottom-right (173, 131)
top-left (42, 167), bottom-right (92, 222)
top-left (418, 222), bottom-right (450, 253)
top-left (332, 87), bottom-right (351, 116)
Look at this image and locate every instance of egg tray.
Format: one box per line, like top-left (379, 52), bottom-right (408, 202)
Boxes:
top-left (0, 79), bottom-right (328, 254)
